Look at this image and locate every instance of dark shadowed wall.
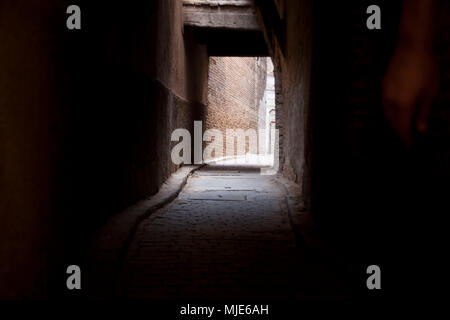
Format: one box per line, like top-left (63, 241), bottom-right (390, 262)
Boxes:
top-left (0, 0), bottom-right (208, 298)
top-left (255, 0), bottom-right (450, 295)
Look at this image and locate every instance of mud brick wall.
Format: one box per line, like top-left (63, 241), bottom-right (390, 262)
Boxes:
top-left (205, 57), bottom-right (267, 158)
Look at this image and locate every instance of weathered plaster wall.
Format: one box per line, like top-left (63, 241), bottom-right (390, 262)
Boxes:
top-left (254, 0), bottom-right (313, 204)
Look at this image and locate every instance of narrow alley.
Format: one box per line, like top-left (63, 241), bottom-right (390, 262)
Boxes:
top-left (2, 0), bottom-right (449, 304)
top-left (117, 163), bottom-right (343, 299)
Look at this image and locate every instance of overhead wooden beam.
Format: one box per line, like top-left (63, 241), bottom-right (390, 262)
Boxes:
top-left (183, 1), bottom-right (261, 31)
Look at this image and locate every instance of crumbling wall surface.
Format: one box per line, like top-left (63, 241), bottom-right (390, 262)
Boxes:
top-left (279, 0), bottom-right (313, 188)
top-left (205, 57), bottom-right (267, 157)
top-left (254, 0), bottom-right (313, 200)
top-left (0, 0), bottom-right (208, 298)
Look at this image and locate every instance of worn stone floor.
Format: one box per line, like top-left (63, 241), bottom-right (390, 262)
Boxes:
top-left (117, 164), bottom-right (347, 299)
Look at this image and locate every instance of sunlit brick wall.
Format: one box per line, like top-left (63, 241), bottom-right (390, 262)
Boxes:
top-left (205, 57), bottom-right (267, 159)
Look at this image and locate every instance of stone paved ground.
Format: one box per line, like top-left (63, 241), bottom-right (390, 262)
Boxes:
top-left (117, 164), bottom-right (346, 299)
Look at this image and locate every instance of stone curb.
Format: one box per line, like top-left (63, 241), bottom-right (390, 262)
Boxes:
top-left (86, 165), bottom-right (202, 298)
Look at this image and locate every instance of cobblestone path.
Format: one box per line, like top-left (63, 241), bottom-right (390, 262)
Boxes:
top-left (117, 165), bottom-right (333, 299)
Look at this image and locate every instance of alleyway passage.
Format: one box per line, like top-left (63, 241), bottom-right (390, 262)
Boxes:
top-left (117, 164), bottom-right (344, 299)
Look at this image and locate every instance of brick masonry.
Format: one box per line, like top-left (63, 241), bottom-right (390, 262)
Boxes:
top-left (205, 57), bottom-right (267, 159)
